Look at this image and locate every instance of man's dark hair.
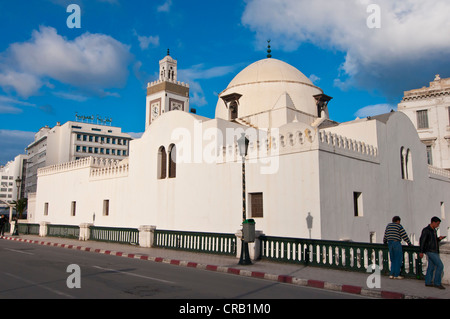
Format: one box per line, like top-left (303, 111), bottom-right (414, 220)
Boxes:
top-left (431, 216), bottom-right (441, 223)
top-left (392, 216), bottom-right (401, 223)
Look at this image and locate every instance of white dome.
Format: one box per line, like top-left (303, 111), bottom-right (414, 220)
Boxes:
top-left (215, 58), bottom-right (323, 121)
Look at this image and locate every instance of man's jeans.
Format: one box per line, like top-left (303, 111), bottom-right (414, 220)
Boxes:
top-left (388, 241), bottom-right (403, 277)
top-left (425, 252), bottom-right (444, 286)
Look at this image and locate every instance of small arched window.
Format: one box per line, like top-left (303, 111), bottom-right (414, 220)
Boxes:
top-left (406, 149), bottom-right (413, 180)
top-left (168, 144), bottom-right (177, 179)
top-left (157, 146), bottom-right (167, 179)
top-left (400, 147), bottom-right (413, 180)
top-left (400, 147), bottom-right (406, 179)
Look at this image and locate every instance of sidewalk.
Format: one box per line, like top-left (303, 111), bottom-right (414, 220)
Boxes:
top-left (1, 234), bottom-right (449, 299)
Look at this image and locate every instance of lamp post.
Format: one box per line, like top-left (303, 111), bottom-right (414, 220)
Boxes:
top-left (15, 177), bottom-right (22, 202)
top-left (13, 177), bottom-right (22, 235)
top-left (237, 133), bottom-right (252, 265)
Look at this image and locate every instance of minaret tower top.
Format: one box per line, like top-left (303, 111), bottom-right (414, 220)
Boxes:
top-left (146, 51), bottom-right (190, 129)
top-left (159, 49), bottom-right (178, 82)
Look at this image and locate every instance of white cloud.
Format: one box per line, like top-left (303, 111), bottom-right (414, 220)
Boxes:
top-left (0, 96), bottom-right (37, 114)
top-left (178, 63), bottom-right (238, 108)
top-left (180, 64), bottom-right (237, 80)
top-left (0, 104), bottom-right (22, 114)
top-left (133, 30), bottom-right (160, 50)
top-left (309, 74), bottom-right (320, 84)
top-left (354, 103), bottom-right (396, 118)
top-left (0, 26), bottom-right (133, 98)
top-left (0, 71), bottom-right (43, 98)
top-left (137, 35), bottom-right (160, 50)
top-left (242, 0), bottom-right (450, 97)
top-left (157, 0), bottom-right (172, 12)
top-left (0, 130), bottom-right (35, 165)
top-left (126, 132), bottom-right (144, 139)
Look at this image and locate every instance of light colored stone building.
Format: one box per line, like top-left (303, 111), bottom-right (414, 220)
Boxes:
top-left (0, 154), bottom-right (28, 205)
top-left (25, 121), bottom-right (133, 196)
top-left (29, 55), bottom-right (450, 243)
top-left (398, 75), bottom-right (450, 171)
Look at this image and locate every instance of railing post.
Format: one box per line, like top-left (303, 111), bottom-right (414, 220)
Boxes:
top-left (39, 222), bottom-right (49, 237)
top-left (439, 243), bottom-right (450, 285)
top-left (235, 229), bottom-right (242, 259)
top-left (79, 223), bottom-right (93, 241)
top-left (139, 225), bottom-right (156, 248)
top-left (253, 231), bottom-right (264, 260)
top-left (234, 230), bottom-right (264, 261)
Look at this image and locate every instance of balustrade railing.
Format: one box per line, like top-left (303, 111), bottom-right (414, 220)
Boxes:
top-left (90, 226), bottom-right (139, 245)
top-left (259, 236), bottom-right (423, 279)
top-left (47, 224), bottom-right (80, 239)
top-left (153, 229), bottom-right (236, 256)
top-left (17, 223), bottom-right (40, 235)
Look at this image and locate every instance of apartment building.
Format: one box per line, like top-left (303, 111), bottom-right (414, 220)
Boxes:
top-left (25, 121), bottom-right (133, 195)
top-left (398, 74), bottom-right (450, 171)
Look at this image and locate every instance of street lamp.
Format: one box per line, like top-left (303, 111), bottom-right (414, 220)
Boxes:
top-left (237, 133), bottom-right (252, 265)
top-left (15, 177), bottom-right (22, 201)
top-left (12, 177), bottom-right (22, 236)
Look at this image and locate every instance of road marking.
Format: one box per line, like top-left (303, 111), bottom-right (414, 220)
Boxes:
top-left (92, 266), bottom-right (175, 284)
top-left (4, 272), bottom-right (76, 299)
top-left (5, 248), bottom-right (34, 255)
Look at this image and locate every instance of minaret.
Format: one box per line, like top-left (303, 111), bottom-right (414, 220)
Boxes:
top-left (146, 50), bottom-right (190, 128)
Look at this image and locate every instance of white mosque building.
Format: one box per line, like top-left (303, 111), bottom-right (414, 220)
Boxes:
top-left (29, 52), bottom-right (450, 244)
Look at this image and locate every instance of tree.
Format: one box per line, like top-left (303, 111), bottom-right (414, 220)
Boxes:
top-left (12, 198), bottom-right (27, 219)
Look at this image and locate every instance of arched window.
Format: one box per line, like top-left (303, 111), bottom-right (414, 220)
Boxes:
top-left (400, 147), bottom-right (406, 179)
top-left (157, 146), bottom-right (167, 179)
top-left (400, 147), bottom-right (413, 180)
top-left (406, 149), bottom-right (413, 180)
top-left (168, 144), bottom-right (177, 179)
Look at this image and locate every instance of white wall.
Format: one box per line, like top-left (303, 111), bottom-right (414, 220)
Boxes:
top-left (33, 111), bottom-right (450, 244)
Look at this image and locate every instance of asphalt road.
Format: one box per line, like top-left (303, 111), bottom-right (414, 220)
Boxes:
top-left (0, 239), bottom-right (367, 301)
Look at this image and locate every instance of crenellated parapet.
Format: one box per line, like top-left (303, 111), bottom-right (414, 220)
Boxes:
top-left (147, 79), bottom-right (189, 88)
top-left (318, 130), bottom-right (379, 162)
top-left (428, 165), bottom-right (450, 180)
top-left (90, 159), bottom-right (129, 180)
top-left (216, 128), bottom-right (379, 164)
top-left (37, 157), bottom-right (129, 179)
top-left (38, 157), bottom-right (94, 176)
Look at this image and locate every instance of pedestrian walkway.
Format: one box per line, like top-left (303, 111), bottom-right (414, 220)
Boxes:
top-left (1, 234), bottom-right (448, 299)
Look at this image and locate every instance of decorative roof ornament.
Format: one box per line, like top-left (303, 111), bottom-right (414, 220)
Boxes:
top-left (267, 40), bottom-right (272, 58)
top-left (167, 48), bottom-right (170, 56)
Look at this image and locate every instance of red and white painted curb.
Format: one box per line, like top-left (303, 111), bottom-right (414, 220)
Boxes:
top-left (1, 236), bottom-right (434, 299)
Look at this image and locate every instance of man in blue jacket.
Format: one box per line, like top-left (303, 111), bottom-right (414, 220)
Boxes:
top-left (420, 217), bottom-right (447, 290)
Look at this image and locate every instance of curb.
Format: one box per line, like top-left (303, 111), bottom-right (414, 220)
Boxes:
top-left (0, 236), bottom-right (436, 300)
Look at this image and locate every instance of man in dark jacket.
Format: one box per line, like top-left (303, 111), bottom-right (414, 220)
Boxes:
top-left (419, 217), bottom-right (447, 289)
top-left (0, 215), bottom-right (7, 237)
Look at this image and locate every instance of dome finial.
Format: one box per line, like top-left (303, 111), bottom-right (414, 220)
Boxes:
top-left (167, 48), bottom-right (170, 56)
top-left (267, 40), bottom-right (272, 58)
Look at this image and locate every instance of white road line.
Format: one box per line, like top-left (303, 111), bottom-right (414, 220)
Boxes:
top-left (5, 248), bottom-right (34, 255)
top-left (92, 266), bottom-right (175, 284)
top-left (4, 272), bottom-right (76, 299)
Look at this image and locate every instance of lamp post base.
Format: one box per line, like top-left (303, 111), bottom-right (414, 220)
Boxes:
top-left (239, 240), bottom-right (252, 265)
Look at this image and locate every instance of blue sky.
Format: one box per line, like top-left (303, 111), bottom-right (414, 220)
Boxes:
top-left (1, 0), bottom-right (450, 165)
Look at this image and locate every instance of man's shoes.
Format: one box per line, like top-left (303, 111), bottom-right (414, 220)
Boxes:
top-left (394, 276), bottom-right (404, 280)
top-left (425, 284), bottom-right (434, 287)
top-left (434, 285), bottom-right (446, 290)
top-left (389, 276), bottom-right (394, 279)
